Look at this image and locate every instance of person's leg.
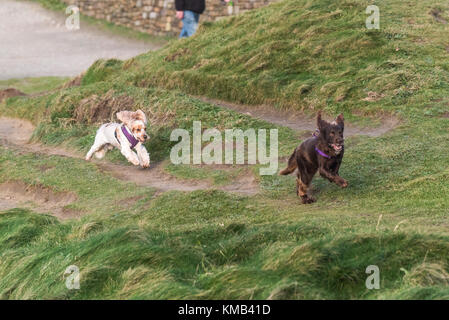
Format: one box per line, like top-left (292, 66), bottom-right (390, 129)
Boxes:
top-left (179, 16), bottom-right (188, 38)
top-left (179, 10), bottom-right (199, 38)
top-left (190, 12), bottom-right (200, 36)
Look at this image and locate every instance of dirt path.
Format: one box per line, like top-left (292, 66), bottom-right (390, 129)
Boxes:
top-left (0, 180), bottom-right (81, 220)
top-left (198, 97), bottom-right (399, 137)
top-left (0, 117), bottom-right (259, 197)
top-left (0, 0), bottom-right (163, 80)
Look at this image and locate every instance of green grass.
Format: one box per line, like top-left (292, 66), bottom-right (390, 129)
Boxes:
top-left (1, 146), bottom-right (449, 299)
top-left (116, 0), bottom-right (449, 118)
top-left (0, 77), bottom-right (69, 95)
top-left (0, 0), bottom-right (449, 299)
top-left (164, 163), bottom-right (248, 186)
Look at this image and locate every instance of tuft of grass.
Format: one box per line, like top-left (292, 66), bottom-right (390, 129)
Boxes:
top-left (82, 60), bottom-right (124, 86)
top-left (402, 262), bottom-right (449, 287)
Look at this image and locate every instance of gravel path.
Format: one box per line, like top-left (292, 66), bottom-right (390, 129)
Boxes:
top-left (0, 0), bottom-right (163, 80)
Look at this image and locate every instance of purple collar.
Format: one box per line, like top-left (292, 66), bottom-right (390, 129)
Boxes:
top-left (315, 146), bottom-right (330, 159)
top-left (121, 125), bottom-right (139, 149)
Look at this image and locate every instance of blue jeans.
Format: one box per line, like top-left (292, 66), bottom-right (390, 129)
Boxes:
top-left (179, 10), bottom-right (200, 38)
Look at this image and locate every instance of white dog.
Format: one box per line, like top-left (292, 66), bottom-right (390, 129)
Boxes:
top-left (85, 110), bottom-right (150, 168)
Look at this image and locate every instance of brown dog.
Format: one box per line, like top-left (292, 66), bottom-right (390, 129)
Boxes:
top-left (280, 111), bottom-right (348, 203)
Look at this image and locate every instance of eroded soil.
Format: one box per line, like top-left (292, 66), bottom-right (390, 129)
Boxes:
top-left (0, 180), bottom-right (80, 220)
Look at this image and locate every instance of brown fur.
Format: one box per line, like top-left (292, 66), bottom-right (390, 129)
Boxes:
top-left (280, 111), bottom-right (347, 204)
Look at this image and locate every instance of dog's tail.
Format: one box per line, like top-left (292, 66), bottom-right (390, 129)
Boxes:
top-left (279, 149), bottom-right (298, 175)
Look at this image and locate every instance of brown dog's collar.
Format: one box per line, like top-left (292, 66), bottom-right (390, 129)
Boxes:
top-left (315, 146), bottom-right (330, 159)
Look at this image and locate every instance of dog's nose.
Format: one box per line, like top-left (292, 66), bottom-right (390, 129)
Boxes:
top-left (144, 135), bottom-right (148, 140)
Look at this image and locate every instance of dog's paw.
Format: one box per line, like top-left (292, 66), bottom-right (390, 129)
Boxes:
top-left (336, 177), bottom-right (348, 188)
top-left (306, 196), bottom-right (316, 204)
top-left (141, 153), bottom-right (150, 168)
top-left (301, 195), bottom-right (316, 204)
top-left (141, 157), bottom-right (150, 168)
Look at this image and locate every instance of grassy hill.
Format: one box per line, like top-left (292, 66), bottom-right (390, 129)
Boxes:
top-left (0, 0), bottom-right (449, 299)
top-left (100, 0), bottom-right (449, 117)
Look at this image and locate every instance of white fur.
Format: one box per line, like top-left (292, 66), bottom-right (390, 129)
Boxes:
top-left (85, 122), bottom-right (150, 168)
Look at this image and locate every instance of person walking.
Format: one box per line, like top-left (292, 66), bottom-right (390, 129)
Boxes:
top-left (175, 0), bottom-right (206, 38)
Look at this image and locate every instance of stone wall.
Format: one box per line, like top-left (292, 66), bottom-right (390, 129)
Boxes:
top-left (61, 0), bottom-right (275, 36)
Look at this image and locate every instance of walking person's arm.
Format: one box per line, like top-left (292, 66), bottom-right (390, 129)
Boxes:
top-left (175, 0), bottom-right (184, 19)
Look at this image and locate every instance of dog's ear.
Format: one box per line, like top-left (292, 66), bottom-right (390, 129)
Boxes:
top-left (317, 111), bottom-right (328, 130)
top-left (116, 111), bottom-right (134, 127)
top-left (335, 113), bottom-right (344, 128)
top-left (134, 109), bottom-right (147, 124)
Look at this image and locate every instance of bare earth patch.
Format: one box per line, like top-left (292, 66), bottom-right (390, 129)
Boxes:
top-left (74, 90), bottom-right (135, 124)
top-left (430, 8), bottom-right (448, 24)
top-left (0, 88), bottom-right (26, 102)
top-left (220, 171), bottom-right (259, 195)
top-left (62, 73), bottom-right (84, 89)
top-left (0, 116), bottom-right (34, 145)
top-left (198, 97), bottom-right (399, 137)
top-left (0, 117), bottom-right (259, 195)
top-left (0, 181), bottom-right (80, 220)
